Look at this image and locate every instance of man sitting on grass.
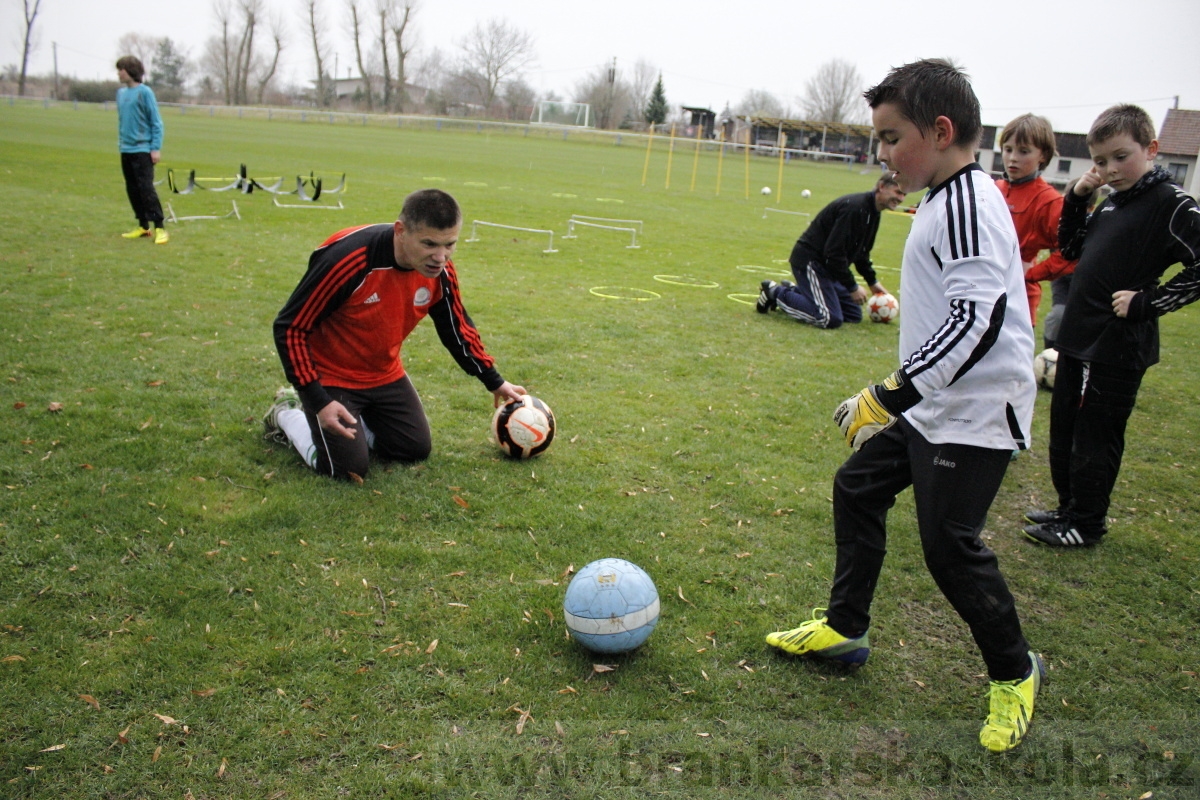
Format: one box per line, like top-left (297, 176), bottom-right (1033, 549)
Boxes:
top-left (263, 188), bottom-right (525, 481)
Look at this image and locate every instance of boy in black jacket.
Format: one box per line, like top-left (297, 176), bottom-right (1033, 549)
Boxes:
top-left (1024, 104), bottom-right (1200, 547)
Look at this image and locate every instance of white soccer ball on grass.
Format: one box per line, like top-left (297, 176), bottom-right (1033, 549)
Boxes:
top-left (760, 186), bottom-right (771, 196)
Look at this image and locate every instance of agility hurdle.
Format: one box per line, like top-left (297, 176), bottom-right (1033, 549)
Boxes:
top-left (568, 214), bottom-right (644, 234)
top-left (166, 200), bottom-right (241, 223)
top-left (562, 219), bottom-right (640, 249)
top-left (272, 195), bottom-right (344, 210)
top-left (464, 220), bottom-right (558, 253)
top-left (762, 207), bottom-right (812, 220)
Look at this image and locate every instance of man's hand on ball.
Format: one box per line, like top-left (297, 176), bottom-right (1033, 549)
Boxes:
top-left (493, 381), bottom-right (527, 408)
top-left (833, 386), bottom-right (896, 450)
top-left (317, 400), bottom-right (358, 439)
top-left (849, 285), bottom-right (869, 304)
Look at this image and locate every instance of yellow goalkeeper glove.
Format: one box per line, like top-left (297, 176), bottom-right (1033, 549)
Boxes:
top-left (833, 370), bottom-right (921, 451)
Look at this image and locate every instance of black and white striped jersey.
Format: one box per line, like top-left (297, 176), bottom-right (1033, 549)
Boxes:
top-left (897, 164), bottom-right (1036, 450)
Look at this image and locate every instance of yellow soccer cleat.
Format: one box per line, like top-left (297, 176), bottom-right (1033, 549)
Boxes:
top-left (122, 227), bottom-right (151, 239)
top-left (766, 608), bottom-right (870, 666)
top-left (980, 652), bottom-right (1045, 753)
top-left (154, 228), bottom-right (170, 245)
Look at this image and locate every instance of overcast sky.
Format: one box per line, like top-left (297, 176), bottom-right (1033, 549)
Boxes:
top-left (4, 0), bottom-right (1199, 135)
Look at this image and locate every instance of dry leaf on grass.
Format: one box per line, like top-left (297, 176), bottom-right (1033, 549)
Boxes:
top-left (145, 380), bottom-right (164, 387)
top-left (348, 472), bottom-right (364, 485)
top-left (78, 694), bottom-right (100, 710)
top-left (191, 688), bottom-right (216, 698)
top-left (117, 725), bottom-right (131, 745)
top-left (217, 757), bottom-right (227, 778)
top-left (452, 495), bottom-right (468, 508)
top-left (47, 402), bottom-right (64, 412)
top-left (153, 713), bottom-right (178, 725)
top-left (592, 664), bottom-right (617, 674)
top-left (2, 655), bottom-right (26, 662)
top-left (425, 639), bottom-right (438, 655)
top-left (13, 402), bottom-right (26, 409)
top-left (39, 744), bottom-right (66, 752)
top-left (152, 746), bottom-right (162, 762)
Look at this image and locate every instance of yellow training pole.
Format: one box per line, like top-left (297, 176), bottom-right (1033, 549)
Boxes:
top-left (688, 122), bottom-right (703, 191)
top-left (640, 124), bottom-right (655, 186)
top-left (776, 128), bottom-right (786, 201)
top-left (744, 136), bottom-right (750, 200)
top-left (665, 123), bottom-right (677, 190)
top-left (715, 130), bottom-right (725, 196)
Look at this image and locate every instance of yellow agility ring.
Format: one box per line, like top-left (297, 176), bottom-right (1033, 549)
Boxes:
top-left (736, 264), bottom-right (791, 278)
top-left (589, 286), bottom-right (662, 301)
top-left (727, 293), bottom-right (758, 306)
top-left (653, 275), bottom-right (720, 288)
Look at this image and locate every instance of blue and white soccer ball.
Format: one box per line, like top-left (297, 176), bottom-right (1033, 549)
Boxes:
top-left (563, 558), bottom-right (660, 654)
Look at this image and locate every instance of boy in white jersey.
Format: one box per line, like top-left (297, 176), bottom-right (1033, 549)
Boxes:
top-left (765, 59), bottom-right (1044, 754)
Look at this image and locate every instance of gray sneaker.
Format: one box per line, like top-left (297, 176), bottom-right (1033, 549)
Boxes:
top-left (263, 386), bottom-right (300, 444)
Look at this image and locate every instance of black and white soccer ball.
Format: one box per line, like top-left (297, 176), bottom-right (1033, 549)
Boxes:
top-left (491, 395), bottom-right (555, 458)
top-left (1033, 348), bottom-right (1058, 390)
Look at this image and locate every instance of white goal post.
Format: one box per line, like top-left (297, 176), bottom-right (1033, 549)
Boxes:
top-left (531, 100), bottom-right (591, 127)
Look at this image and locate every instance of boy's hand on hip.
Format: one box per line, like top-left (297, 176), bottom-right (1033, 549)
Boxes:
top-left (1112, 290), bottom-right (1137, 318)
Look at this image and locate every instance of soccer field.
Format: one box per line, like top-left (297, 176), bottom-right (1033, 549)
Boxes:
top-left (1, 103), bottom-right (1197, 798)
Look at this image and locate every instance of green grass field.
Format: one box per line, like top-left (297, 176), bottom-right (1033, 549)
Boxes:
top-left (1, 102), bottom-right (1197, 799)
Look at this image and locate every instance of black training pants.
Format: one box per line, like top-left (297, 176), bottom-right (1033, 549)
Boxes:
top-left (825, 416), bottom-right (1031, 681)
top-left (120, 152), bottom-right (164, 227)
top-left (304, 376), bottom-right (432, 480)
top-left (1047, 353), bottom-right (1144, 537)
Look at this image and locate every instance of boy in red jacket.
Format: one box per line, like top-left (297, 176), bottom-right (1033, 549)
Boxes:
top-left (994, 114), bottom-right (1075, 346)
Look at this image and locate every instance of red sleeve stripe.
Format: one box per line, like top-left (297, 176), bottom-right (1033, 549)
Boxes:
top-left (443, 264), bottom-right (493, 365)
top-left (284, 248), bottom-right (368, 385)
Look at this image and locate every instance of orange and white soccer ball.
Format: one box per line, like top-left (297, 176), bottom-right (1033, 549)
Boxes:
top-left (867, 292), bottom-right (899, 323)
top-left (492, 395), bottom-right (555, 458)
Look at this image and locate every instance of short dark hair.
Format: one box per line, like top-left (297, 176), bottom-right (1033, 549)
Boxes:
top-left (400, 189), bottom-right (461, 230)
top-left (1000, 113), bottom-right (1057, 169)
top-left (875, 174), bottom-right (900, 191)
top-left (864, 58), bottom-right (981, 149)
top-left (1087, 104), bottom-right (1156, 148)
top-left (115, 55), bottom-right (145, 83)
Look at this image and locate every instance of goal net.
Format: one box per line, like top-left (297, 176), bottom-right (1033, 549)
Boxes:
top-left (531, 100), bottom-right (591, 127)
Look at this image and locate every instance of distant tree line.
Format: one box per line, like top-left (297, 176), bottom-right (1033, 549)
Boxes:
top-left (6, 0), bottom-right (867, 129)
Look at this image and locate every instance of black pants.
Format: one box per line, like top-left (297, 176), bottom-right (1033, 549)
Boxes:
top-left (120, 152), bottom-right (164, 228)
top-left (304, 377), bottom-right (432, 480)
top-left (1048, 354), bottom-right (1144, 536)
top-left (825, 416), bottom-right (1031, 681)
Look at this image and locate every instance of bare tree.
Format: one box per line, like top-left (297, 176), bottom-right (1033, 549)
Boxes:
top-left (573, 60), bottom-right (630, 130)
top-left (202, 0), bottom-right (283, 105)
top-left (798, 58), bottom-right (868, 124)
top-left (502, 77), bottom-right (534, 121)
top-left (116, 33), bottom-right (159, 72)
top-left (628, 59), bottom-right (656, 124)
top-left (304, 0), bottom-right (331, 106)
top-left (253, 15), bottom-right (284, 103)
top-left (456, 18), bottom-right (535, 112)
top-left (347, 0), bottom-right (373, 108)
top-left (735, 88), bottom-right (784, 119)
top-left (17, 0), bottom-right (41, 96)
top-left (383, 0), bottom-right (417, 112)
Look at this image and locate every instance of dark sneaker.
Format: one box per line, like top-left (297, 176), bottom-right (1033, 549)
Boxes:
top-left (1023, 518), bottom-right (1101, 547)
top-left (1024, 508), bottom-right (1065, 525)
top-left (757, 280), bottom-right (780, 313)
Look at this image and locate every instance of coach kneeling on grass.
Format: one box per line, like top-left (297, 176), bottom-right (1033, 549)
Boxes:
top-left (757, 175), bottom-right (905, 328)
top-left (263, 188), bottom-right (526, 481)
